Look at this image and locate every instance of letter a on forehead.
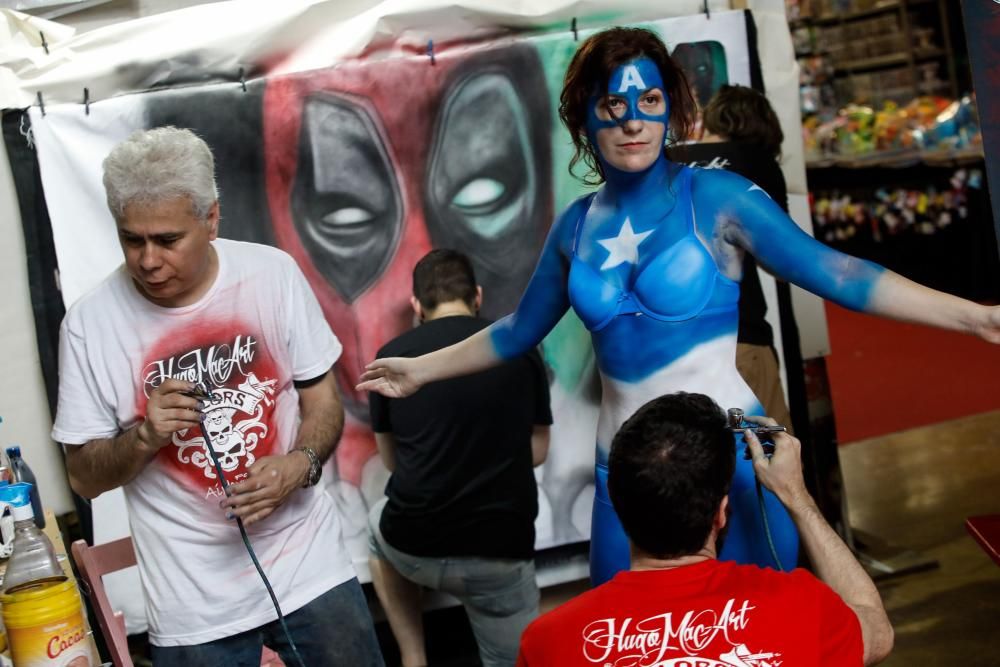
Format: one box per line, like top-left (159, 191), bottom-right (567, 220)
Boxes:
top-left (617, 65), bottom-right (647, 92)
top-left (609, 57), bottom-right (664, 94)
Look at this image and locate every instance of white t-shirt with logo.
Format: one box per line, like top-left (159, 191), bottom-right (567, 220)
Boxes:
top-left (53, 238), bottom-right (355, 646)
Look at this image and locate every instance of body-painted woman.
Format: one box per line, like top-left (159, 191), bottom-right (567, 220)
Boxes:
top-left (359, 28), bottom-right (1000, 584)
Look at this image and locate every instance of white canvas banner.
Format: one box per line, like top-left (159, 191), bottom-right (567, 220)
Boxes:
top-left (10, 1), bottom-right (773, 636)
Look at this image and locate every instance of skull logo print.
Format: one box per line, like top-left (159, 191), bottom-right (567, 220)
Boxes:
top-left (139, 319), bottom-right (281, 491)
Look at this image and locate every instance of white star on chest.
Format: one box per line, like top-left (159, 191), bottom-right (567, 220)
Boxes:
top-left (597, 217), bottom-right (653, 270)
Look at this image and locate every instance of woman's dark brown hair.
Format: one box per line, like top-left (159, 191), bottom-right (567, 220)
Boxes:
top-left (702, 84), bottom-right (784, 159)
top-left (559, 27), bottom-right (697, 184)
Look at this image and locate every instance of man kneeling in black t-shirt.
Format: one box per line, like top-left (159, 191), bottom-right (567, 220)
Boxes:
top-left (367, 249), bottom-right (552, 667)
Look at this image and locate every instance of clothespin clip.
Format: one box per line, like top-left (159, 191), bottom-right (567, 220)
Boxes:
top-left (571, 17), bottom-right (578, 41)
top-left (427, 39), bottom-right (435, 66)
top-left (36, 91), bottom-right (45, 117)
top-left (18, 113), bottom-right (33, 149)
top-left (40, 31), bottom-right (49, 55)
top-left (238, 67), bottom-right (247, 93)
top-left (703, 0), bottom-right (710, 19)
top-left (83, 88), bottom-right (90, 115)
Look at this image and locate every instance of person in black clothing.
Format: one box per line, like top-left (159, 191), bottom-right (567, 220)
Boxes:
top-left (667, 84), bottom-right (792, 429)
top-left (367, 249), bottom-right (552, 667)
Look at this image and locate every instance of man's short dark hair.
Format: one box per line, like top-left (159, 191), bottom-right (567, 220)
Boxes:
top-left (608, 392), bottom-right (736, 559)
top-left (412, 249), bottom-right (478, 312)
top-left (702, 84), bottom-right (785, 159)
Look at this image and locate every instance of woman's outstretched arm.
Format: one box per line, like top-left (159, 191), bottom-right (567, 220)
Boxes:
top-left (357, 197), bottom-right (589, 398)
top-left (696, 169), bottom-right (1000, 343)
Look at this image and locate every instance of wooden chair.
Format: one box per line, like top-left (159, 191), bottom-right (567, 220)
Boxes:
top-left (71, 537), bottom-right (135, 667)
top-left (71, 537), bottom-right (285, 666)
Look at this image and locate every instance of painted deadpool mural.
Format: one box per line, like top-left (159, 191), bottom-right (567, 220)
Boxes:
top-left (144, 42), bottom-right (556, 553)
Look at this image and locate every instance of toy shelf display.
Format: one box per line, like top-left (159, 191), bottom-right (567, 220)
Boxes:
top-left (806, 162), bottom-right (999, 305)
top-left (786, 0), bottom-right (996, 305)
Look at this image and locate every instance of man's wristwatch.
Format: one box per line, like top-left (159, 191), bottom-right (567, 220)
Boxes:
top-left (296, 447), bottom-right (322, 488)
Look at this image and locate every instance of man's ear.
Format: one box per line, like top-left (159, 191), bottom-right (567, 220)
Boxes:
top-left (474, 285), bottom-right (483, 312)
top-left (715, 496), bottom-right (729, 532)
top-left (410, 296), bottom-right (424, 321)
top-left (205, 200), bottom-right (220, 240)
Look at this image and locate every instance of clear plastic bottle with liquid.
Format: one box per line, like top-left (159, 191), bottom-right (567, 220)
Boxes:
top-left (5, 446), bottom-right (44, 529)
top-left (0, 483), bottom-right (64, 593)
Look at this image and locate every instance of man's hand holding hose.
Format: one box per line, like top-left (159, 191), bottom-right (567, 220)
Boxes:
top-left (743, 414), bottom-right (894, 665)
top-left (743, 415), bottom-right (814, 515)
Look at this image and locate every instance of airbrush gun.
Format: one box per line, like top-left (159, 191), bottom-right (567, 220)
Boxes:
top-left (727, 408), bottom-right (786, 460)
top-left (182, 381), bottom-right (221, 409)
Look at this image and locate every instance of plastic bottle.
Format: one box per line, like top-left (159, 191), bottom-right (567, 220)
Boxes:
top-left (0, 483), bottom-right (64, 594)
top-left (6, 446), bottom-right (44, 529)
top-left (0, 480), bottom-right (14, 560)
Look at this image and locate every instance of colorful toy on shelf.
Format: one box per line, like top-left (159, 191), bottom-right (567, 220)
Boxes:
top-left (836, 104), bottom-right (875, 155)
top-left (904, 95), bottom-right (951, 149)
top-left (809, 114), bottom-right (845, 158)
top-left (873, 101), bottom-right (907, 151)
top-left (924, 95), bottom-right (981, 150)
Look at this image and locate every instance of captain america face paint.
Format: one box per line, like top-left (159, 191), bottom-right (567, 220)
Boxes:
top-left (587, 57), bottom-right (669, 173)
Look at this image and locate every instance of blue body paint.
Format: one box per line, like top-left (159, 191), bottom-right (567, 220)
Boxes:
top-left (696, 168), bottom-right (884, 312)
top-left (489, 58), bottom-right (884, 583)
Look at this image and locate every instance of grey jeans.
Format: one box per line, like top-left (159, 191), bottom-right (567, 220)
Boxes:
top-left (368, 498), bottom-right (539, 667)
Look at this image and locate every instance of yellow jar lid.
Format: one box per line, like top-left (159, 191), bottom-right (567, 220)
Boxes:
top-left (1, 578), bottom-right (80, 628)
top-left (0, 576), bottom-right (70, 602)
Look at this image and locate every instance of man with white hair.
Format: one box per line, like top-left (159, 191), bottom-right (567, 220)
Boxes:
top-left (52, 126), bottom-right (384, 666)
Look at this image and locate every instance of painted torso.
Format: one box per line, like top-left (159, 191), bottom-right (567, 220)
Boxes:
top-left (565, 157), bottom-right (756, 457)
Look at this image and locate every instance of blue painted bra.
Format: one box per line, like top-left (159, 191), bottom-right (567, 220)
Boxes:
top-left (568, 167), bottom-right (740, 332)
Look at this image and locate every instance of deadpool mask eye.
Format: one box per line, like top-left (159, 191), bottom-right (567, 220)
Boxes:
top-left (291, 93), bottom-right (402, 302)
top-left (425, 71), bottom-right (535, 274)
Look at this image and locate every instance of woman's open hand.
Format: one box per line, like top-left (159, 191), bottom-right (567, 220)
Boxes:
top-left (356, 357), bottom-right (423, 398)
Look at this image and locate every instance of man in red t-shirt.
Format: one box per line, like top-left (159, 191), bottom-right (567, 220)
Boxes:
top-left (517, 393), bottom-right (893, 666)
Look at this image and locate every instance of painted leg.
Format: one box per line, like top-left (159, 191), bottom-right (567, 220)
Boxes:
top-left (590, 462), bottom-right (631, 585)
top-left (369, 557), bottom-right (427, 667)
top-left (719, 436), bottom-right (799, 569)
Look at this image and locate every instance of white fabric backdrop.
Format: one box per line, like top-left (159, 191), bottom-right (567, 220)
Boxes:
top-left (0, 0), bottom-right (822, 635)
